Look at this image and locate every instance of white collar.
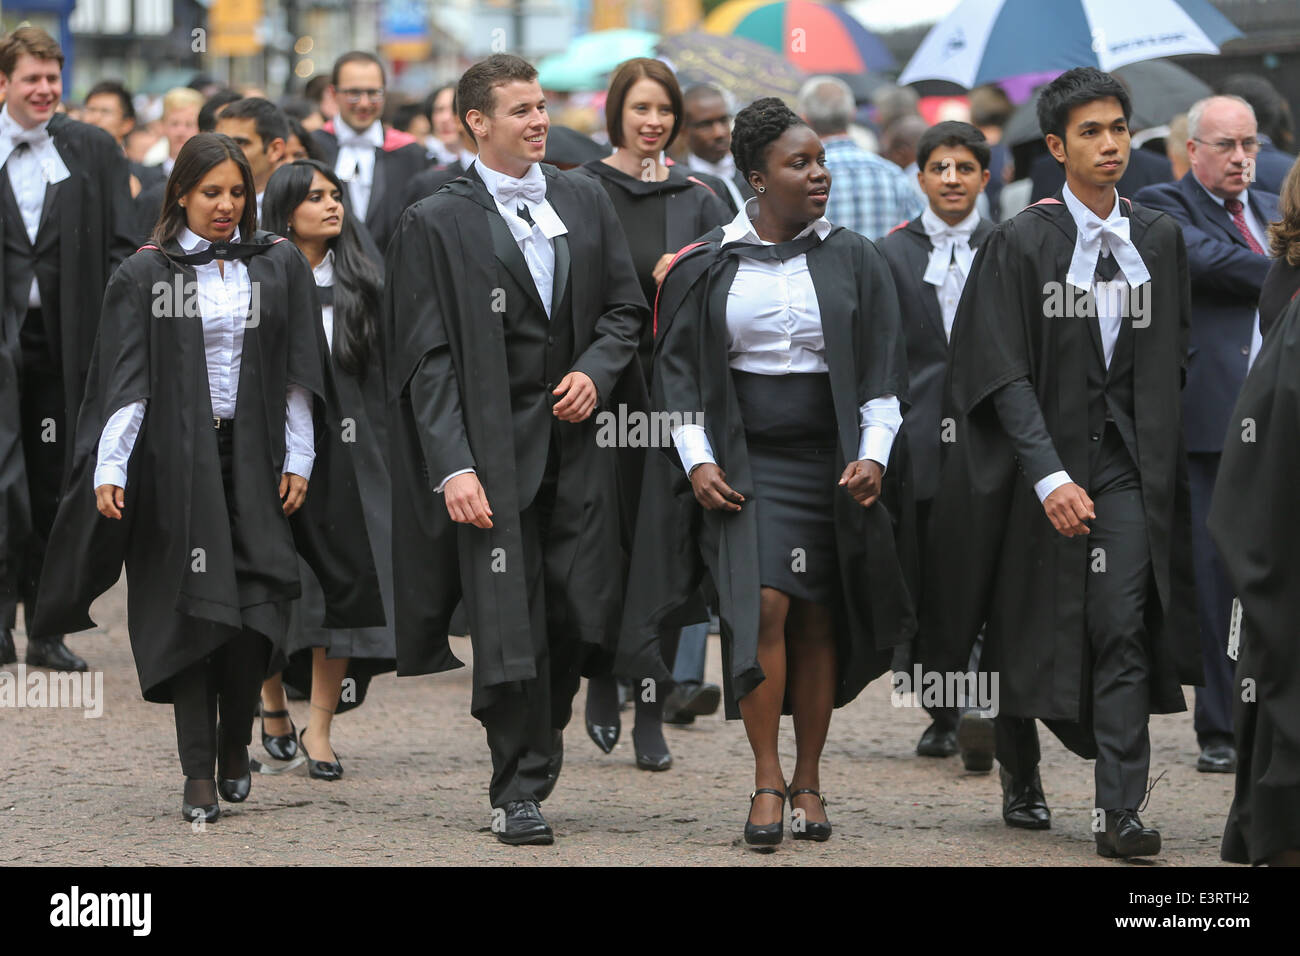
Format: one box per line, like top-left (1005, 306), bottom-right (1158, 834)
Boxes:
top-left (921, 205), bottom-right (980, 240)
top-left (688, 153), bottom-right (736, 178)
top-left (338, 119), bottom-right (383, 149)
top-left (312, 248), bottom-right (335, 287)
top-left (472, 158), bottom-right (567, 242)
top-left (720, 204), bottom-right (832, 247)
top-left (0, 103), bottom-right (50, 139)
top-left (1061, 182), bottom-right (1123, 234)
top-left (458, 148), bottom-right (477, 170)
top-left (179, 225), bottom-right (242, 252)
top-left (1061, 182), bottom-right (1151, 289)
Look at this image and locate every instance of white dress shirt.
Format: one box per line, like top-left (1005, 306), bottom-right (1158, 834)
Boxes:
top-left (1033, 184), bottom-right (1150, 502)
top-left (314, 249), bottom-right (335, 351)
top-left (435, 158), bottom-right (570, 493)
top-left (686, 152), bottom-right (745, 211)
top-left (0, 104), bottom-right (71, 307)
top-left (673, 205), bottom-right (902, 474)
top-left (334, 119), bottom-right (383, 220)
top-left (920, 206), bottom-right (980, 341)
top-left (94, 227), bottom-right (316, 489)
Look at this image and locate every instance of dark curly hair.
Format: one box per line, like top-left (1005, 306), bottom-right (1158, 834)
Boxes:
top-left (731, 97), bottom-right (806, 182)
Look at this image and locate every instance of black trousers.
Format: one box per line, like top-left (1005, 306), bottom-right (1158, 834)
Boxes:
top-left (998, 427), bottom-right (1153, 811)
top-left (1187, 452), bottom-right (1235, 746)
top-left (18, 308), bottom-right (65, 629)
top-left (169, 423), bottom-right (270, 779)
top-left (480, 437), bottom-right (584, 807)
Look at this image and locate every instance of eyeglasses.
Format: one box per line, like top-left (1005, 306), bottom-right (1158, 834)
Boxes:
top-left (338, 88), bottom-right (385, 104)
top-left (1192, 137), bottom-right (1261, 155)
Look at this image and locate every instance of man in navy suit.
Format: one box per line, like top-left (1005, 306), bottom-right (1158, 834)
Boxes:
top-left (1135, 95), bottom-right (1279, 776)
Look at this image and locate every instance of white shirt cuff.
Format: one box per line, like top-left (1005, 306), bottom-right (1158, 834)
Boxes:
top-left (95, 400), bottom-right (147, 490)
top-left (1034, 470), bottom-right (1073, 503)
top-left (858, 395), bottom-right (902, 468)
top-left (437, 468), bottom-right (475, 493)
top-left (671, 423), bottom-right (716, 476)
top-left (283, 385), bottom-right (315, 479)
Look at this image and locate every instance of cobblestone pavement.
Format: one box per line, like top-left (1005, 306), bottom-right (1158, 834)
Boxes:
top-left (1, 581), bottom-right (1236, 866)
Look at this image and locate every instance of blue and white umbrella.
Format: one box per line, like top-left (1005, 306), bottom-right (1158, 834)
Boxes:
top-left (898, 0), bottom-right (1242, 88)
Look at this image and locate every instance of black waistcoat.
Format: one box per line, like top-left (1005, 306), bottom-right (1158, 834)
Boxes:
top-left (1, 170), bottom-right (61, 329)
top-left (1084, 262), bottom-right (1138, 476)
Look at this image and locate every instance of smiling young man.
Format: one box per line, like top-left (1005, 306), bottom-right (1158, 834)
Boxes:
top-left (214, 97), bottom-right (290, 220)
top-left (923, 68), bottom-right (1201, 859)
top-left (878, 121), bottom-right (996, 770)
top-left (0, 27), bottom-right (135, 671)
top-left (384, 54), bottom-right (644, 846)
top-left (312, 51), bottom-right (429, 251)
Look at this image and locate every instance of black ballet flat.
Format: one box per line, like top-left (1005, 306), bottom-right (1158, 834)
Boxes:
top-left (788, 788), bottom-right (832, 842)
top-left (216, 725), bottom-right (251, 803)
top-left (260, 708), bottom-right (298, 761)
top-left (744, 788), bottom-right (786, 846)
top-left (300, 726), bottom-right (344, 781)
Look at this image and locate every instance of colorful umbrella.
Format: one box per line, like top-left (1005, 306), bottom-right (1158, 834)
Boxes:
top-left (897, 0), bottom-right (1242, 88)
top-left (657, 33), bottom-right (807, 108)
top-left (537, 29), bottom-right (660, 92)
top-left (703, 0), bottom-right (895, 75)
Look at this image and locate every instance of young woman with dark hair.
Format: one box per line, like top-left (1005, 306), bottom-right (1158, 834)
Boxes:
top-left (31, 133), bottom-right (381, 824)
top-left (256, 159), bottom-right (394, 779)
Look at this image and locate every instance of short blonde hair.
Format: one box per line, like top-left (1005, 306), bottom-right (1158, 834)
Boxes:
top-left (162, 87), bottom-right (204, 118)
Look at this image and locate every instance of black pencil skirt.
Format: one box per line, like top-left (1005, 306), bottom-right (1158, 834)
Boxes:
top-left (731, 369), bottom-right (839, 607)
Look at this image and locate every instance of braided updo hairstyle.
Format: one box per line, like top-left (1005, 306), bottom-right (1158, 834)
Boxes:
top-left (731, 97), bottom-right (807, 183)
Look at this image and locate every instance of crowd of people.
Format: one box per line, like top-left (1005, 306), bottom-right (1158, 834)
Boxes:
top-left (1, 22), bottom-right (1298, 865)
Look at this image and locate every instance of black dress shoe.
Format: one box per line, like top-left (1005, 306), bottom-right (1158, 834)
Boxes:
top-left (536, 730), bottom-right (563, 802)
top-left (1000, 766), bottom-right (1051, 829)
top-left (1197, 741), bottom-right (1237, 773)
top-left (663, 681), bottom-right (722, 724)
top-left (215, 725), bottom-right (251, 802)
top-left (496, 800), bottom-right (554, 846)
top-left (0, 629), bottom-right (15, 665)
top-left (957, 713), bottom-right (996, 773)
top-left (299, 726), bottom-right (344, 781)
top-left (1095, 809), bottom-right (1161, 858)
top-left (916, 720), bottom-right (959, 757)
top-left (586, 717), bottom-right (619, 753)
top-left (260, 708), bottom-right (298, 761)
top-left (744, 788), bottom-right (785, 846)
top-left (634, 745), bottom-right (673, 771)
top-left (788, 788), bottom-right (832, 842)
top-left (25, 635), bottom-right (87, 672)
top-left (181, 779), bottom-right (220, 824)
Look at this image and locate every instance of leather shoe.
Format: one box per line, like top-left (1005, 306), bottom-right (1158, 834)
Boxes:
top-left (496, 800), bottom-right (554, 846)
top-left (181, 779), bottom-right (220, 824)
top-left (215, 725), bottom-right (251, 802)
top-left (1197, 741), bottom-right (1236, 773)
top-left (1000, 766), bottom-right (1051, 829)
top-left (1095, 809), bottom-right (1161, 858)
top-left (788, 787), bottom-right (832, 842)
top-left (299, 726), bottom-right (343, 781)
top-left (25, 635), bottom-right (87, 672)
top-left (957, 713), bottom-right (995, 773)
top-left (536, 730), bottom-right (563, 802)
top-left (744, 788), bottom-right (785, 846)
top-left (916, 720), bottom-right (958, 757)
top-left (585, 717), bottom-right (619, 754)
top-left (0, 629), bottom-right (15, 665)
top-left (662, 681), bottom-right (722, 724)
top-left (260, 708), bottom-right (298, 761)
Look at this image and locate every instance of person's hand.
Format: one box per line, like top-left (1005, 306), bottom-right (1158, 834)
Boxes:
top-left (839, 459), bottom-right (883, 507)
top-left (652, 252), bottom-right (676, 286)
top-left (553, 370), bottom-right (598, 422)
top-left (1043, 482), bottom-right (1094, 537)
top-left (445, 472), bottom-right (493, 528)
top-left (95, 484), bottom-right (125, 519)
top-left (280, 473), bottom-right (308, 515)
top-left (689, 463), bottom-right (744, 512)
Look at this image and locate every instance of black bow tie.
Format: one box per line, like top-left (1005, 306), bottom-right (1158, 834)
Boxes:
top-left (168, 240), bottom-right (274, 266)
top-left (723, 232), bottom-right (821, 262)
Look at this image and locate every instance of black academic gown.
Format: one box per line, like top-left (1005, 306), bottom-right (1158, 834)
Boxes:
top-left (311, 127), bottom-right (430, 253)
top-left (0, 114), bottom-right (135, 621)
top-left (132, 176), bottom-right (167, 246)
top-left (385, 164), bottom-right (644, 716)
top-left (921, 196), bottom-right (1201, 724)
top-left (30, 232), bottom-right (384, 702)
top-left (616, 226), bottom-right (917, 717)
top-left (401, 160), bottom-right (465, 210)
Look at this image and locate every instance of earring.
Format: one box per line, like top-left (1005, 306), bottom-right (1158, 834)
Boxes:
top-left (756, 185), bottom-right (765, 193)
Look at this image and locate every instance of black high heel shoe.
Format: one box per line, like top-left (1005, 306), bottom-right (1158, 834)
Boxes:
top-left (215, 725), bottom-right (251, 802)
top-left (744, 788), bottom-right (786, 846)
top-left (181, 778), bottom-right (220, 824)
top-left (299, 726), bottom-right (344, 781)
top-left (260, 708), bottom-right (298, 761)
top-left (585, 676), bottom-right (621, 754)
top-left (788, 788), bottom-right (832, 842)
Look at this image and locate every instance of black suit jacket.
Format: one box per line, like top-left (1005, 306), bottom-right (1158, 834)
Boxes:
top-left (878, 214), bottom-right (995, 501)
top-left (1135, 173), bottom-right (1279, 453)
top-left (311, 126), bottom-right (431, 253)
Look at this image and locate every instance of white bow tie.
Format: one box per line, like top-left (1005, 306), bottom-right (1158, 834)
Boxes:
top-left (0, 123), bottom-right (69, 183)
top-left (924, 228), bottom-right (976, 285)
top-left (496, 177), bottom-right (546, 208)
top-left (1069, 215), bottom-right (1151, 290)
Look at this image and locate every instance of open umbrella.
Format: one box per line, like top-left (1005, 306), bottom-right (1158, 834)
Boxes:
top-left (537, 29), bottom-right (659, 92)
top-left (703, 0), bottom-right (895, 75)
top-left (658, 33), bottom-right (807, 107)
top-left (898, 0), bottom-right (1242, 88)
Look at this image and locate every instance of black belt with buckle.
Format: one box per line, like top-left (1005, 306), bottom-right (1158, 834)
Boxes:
top-left (213, 417), bottom-right (234, 431)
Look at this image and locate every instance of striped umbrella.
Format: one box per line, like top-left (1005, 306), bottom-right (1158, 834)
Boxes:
top-left (898, 0), bottom-right (1242, 88)
top-left (703, 0), bottom-right (895, 75)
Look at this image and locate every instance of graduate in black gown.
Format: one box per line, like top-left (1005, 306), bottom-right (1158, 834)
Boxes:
top-left (0, 28), bottom-right (135, 671)
top-left (619, 98), bottom-right (915, 846)
top-left (1210, 166), bottom-right (1300, 866)
top-left (877, 120), bottom-right (997, 769)
top-left (385, 55), bottom-right (644, 846)
top-left (922, 69), bottom-right (1201, 858)
top-left (575, 57), bottom-right (730, 770)
top-left (256, 159), bottom-right (394, 779)
top-left (31, 133), bottom-right (382, 824)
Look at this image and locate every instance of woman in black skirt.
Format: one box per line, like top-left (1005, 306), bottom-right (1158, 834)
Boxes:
top-left (619, 99), bottom-right (915, 845)
top-left (256, 159), bottom-right (394, 779)
top-left (576, 58), bottom-right (730, 770)
top-left (31, 134), bottom-right (380, 823)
